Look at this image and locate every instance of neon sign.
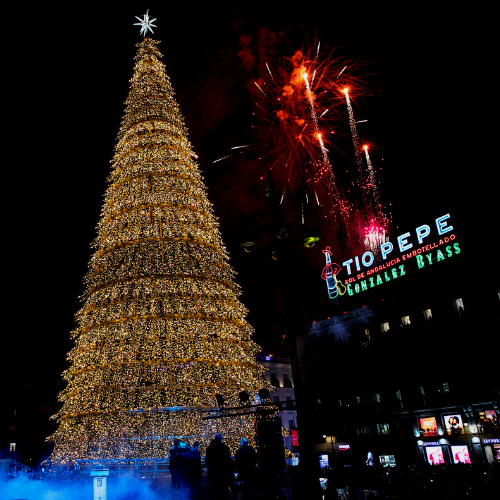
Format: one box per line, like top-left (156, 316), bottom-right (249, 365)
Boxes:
top-left (342, 214), bottom-right (454, 276)
top-left (321, 246), bottom-right (346, 299)
top-left (321, 214), bottom-right (462, 299)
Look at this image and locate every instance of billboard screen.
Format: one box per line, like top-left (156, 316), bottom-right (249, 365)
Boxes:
top-left (451, 445), bottom-right (471, 464)
top-left (419, 417), bottom-right (438, 436)
top-left (425, 446), bottom-right (445, 465)
top-left (443, 414), bottom-right (464, 435)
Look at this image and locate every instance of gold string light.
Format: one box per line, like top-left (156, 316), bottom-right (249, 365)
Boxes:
top-left (49, 38), bottom-right (266, 463)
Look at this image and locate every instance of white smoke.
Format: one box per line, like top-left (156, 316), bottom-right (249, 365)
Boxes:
top-left (0, 474), bottom-right (188, 500)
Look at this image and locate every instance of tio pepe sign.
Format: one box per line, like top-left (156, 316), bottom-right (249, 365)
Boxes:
top-left (321, 213), bottom-right (461, 298)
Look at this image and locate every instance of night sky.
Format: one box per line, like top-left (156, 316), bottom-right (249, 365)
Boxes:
top-left (5, 4), bottom-right (495, 402)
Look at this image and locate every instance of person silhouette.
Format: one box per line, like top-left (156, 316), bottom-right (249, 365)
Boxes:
top-left (205, 433), bottom-right (232, 499)
top-left (234, 438), bottom-right (257, 499)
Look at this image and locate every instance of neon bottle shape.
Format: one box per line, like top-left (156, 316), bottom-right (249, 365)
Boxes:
top-left (321, 247), bottom-right (341, 299)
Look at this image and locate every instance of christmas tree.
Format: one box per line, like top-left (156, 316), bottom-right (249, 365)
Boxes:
top-left (49, 37), bottom-right (264, 463)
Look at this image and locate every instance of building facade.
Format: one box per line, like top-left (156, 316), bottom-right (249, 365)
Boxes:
top-left (257, 355), bottom-right (298, 456)
top-left (294, 254), bottom-right (499, 468)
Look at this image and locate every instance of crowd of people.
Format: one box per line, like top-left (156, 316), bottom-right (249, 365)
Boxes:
top-left (170, 436), bottom-right (500, 500)
top-left (169, 433), bottom-right (258, 500)
top-left (319, 461), bottom-right (500, 500)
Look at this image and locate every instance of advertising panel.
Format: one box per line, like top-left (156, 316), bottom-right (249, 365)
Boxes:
top-left (443, 414), bottom-right (464, 435)
top-left (479, 410), bottom-right (499, 433)
top-left (320, 213), bottom-right (462, 299)
top-left (379, 455), bottom-right (396, 467)
top-left (450, 445), bottom-right (471, 464)
top-left (419, 417), bottom-right (438, 436)
top-left (425, 446), bottom-right (445, 465)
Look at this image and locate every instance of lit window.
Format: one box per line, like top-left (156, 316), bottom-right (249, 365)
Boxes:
top-left (417, 386), bottom-right (426, 404)
top-left (364, 328), bottom-right (371, 340)
top-left (396, 390), bottom-right (403, 408)
top-left (453, 298), bottom-right (465, 315)
top-left (423, 309), bottom-right (432, 320)
top-left (377, 423), bottom-right (390, 435)
top-left (338, 399), bottom-right (342, 407)
top-left (356, 396), bottom-right (361, 405)
top-left (380, 322), bottom-right (390, 332)
top-left (373, 393), bottom-right (381, 403)
top-left (443, 382), bottom-right (450, 393)
top-left (10, 443), bottom-right (16, 452)
top-left (357, 426), bottom-right (370, 435)
top-left (402, 315), bottom-right (411, 325)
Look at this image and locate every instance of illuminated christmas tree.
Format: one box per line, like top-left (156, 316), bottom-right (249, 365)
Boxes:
top-left (49, 37), bottom-right (264, 463)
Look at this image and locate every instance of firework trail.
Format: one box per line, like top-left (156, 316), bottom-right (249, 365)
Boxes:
top-left (343, 89), bottom-right (390, 249)
top-left (303, 71), bottom-right (344, 216)
top-left (363, 145), bottom-right (380, 207)
top-left (343, 87), bottom-right (365, 188)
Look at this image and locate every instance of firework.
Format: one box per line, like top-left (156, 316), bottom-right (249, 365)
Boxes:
top-left (246, 42), bottom-right (368, 220)
top-left (236, 36), bottom-right (389, 255)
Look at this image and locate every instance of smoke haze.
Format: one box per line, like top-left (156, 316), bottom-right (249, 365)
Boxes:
top-left (0, 475), bottom-right (186, 500)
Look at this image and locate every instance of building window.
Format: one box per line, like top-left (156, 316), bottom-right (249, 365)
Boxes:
top-left (423, 309), bottom-right (432, 320)
top-left (401, 315), bottom-right (411, 325)
top-left (417, 386), bottom-right (426, 405)
top-left (364, 328), bottom-right (371, 340)
top-left (356, 396), bottom-right (361, 405)
top-left (338, 399), bottom-right (342, 407)
top-left (273, 395), bottom-right (279, 403)
top-left (453, 298), bottom-right (465, 316)
top-left (270, 373), bottom-right (280, 387)
top-left (10, 443), bottom-right (16, 452)
top-left (377, 423), bottom-right (390, 435)
top-left (380, 322), bottom-right (390, 332)
top-left (373, 393), bottom-right (381, 403)
top-left (286, 395), bottom-right (292, 401)
top-left (283, 373), bottom-right (293, 388)
top-left (357, 426), bottom-right (370, 435)
top-left (395, 390), bottom-right (403, 408)
top-left (443, 382), bottom-right (450, 393)
top-left (289, 419), bottom-right (295, 429)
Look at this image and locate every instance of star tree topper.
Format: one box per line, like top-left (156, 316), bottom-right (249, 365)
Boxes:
top-left (134, 10), bottom-right (157, 37)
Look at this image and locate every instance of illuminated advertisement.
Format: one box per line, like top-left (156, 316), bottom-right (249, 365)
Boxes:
top-left (479, 410), bottom-right (499, 432)
top-left (291, 429), bottom-right (299, 447)
top-left (379, 455), bottom-right (396, 467)
top-left (320, 213), bottom-right (462, 299)
top-left (426, 446), bottom-right (445, 465)
top-left (321, 246), bottom-right (346, 299)
top-left (451, 445), bottom-right (471, 464)
top-left (419, 417), bottom-right (438, 437)
top-left (443, 414), bottom-right (464, 435)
